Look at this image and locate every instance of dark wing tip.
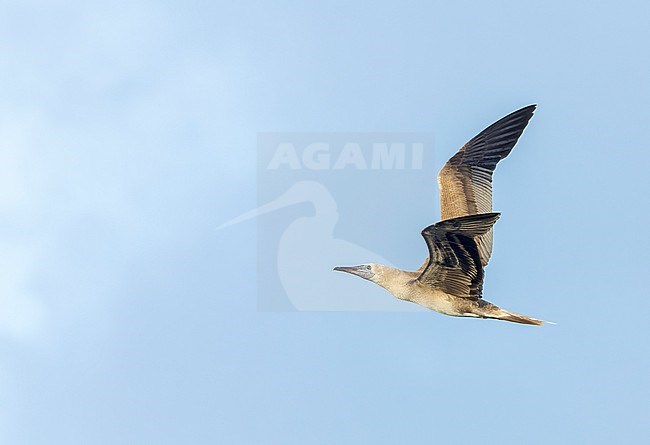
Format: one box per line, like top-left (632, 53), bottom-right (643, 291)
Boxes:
top-left (422, 212), bottom-right (500, 238)
top-left (449, 104), bottom-right (537, 170)
top-left (438, 212), bottom-right (501, 226)
top-left (509, 104), bottom-right (536, 124)
top-left (421, 224), bottom-right (436, 237)
top-left (518, 103), bottom-right (537, 113)
top-left (482, 104), bottom-right (537, 136)
top-left (497, 104), bottom-right (536, 131)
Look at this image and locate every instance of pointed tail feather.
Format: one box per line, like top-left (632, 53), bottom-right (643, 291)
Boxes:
top-left (495, 310), bottom-right (545, 326)
top-left (479, 303), bottom-right (549, 326)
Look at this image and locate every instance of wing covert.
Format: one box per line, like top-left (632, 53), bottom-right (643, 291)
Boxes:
top-left (437, 105), bottom-right (535, 266)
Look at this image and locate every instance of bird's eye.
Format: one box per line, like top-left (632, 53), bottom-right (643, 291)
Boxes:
top-left (364, 265), bottom-right (371, 270)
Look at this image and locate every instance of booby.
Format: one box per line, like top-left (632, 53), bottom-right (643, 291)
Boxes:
top-left (334, 105), bottom-right (546, 325)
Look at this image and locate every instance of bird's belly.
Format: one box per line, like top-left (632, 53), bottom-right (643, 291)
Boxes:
top-left (412, 291), bottom-right (474, 317)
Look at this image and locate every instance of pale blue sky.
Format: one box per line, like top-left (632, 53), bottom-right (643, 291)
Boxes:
top-left (1, 1), bottom-right (649, 444)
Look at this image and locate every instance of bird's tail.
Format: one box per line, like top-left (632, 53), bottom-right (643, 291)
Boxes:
top-left (493, 309), bottom-right (545, 326)
top-left (478, 303), bottom-right (549, 326)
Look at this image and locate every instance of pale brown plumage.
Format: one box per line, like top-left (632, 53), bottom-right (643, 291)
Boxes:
top-left (415, 105), bottom-right (536, 275)
top-left (438, 105), bottom-right (536, 266)
top-left (335, 105), bottom-right (546, 325)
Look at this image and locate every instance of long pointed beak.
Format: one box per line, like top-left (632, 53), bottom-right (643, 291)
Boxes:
top-left (333, 266), bottom-right (358, 274)
top-left (333, 265), bottom-right (374, 280)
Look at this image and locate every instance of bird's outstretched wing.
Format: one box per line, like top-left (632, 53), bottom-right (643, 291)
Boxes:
top-left (417, 213), bottom-right (500, 300)
top-left (437, 105), bottom-right (535, 266)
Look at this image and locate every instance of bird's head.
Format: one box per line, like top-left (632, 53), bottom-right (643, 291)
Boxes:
top-left (333, 263), bottom-right (381, 282)
top-left (334, 263), bottom-right (414, 301)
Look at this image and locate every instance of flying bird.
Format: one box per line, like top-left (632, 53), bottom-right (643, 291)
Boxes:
top-left (334, 105), bottom-right (547, 325)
